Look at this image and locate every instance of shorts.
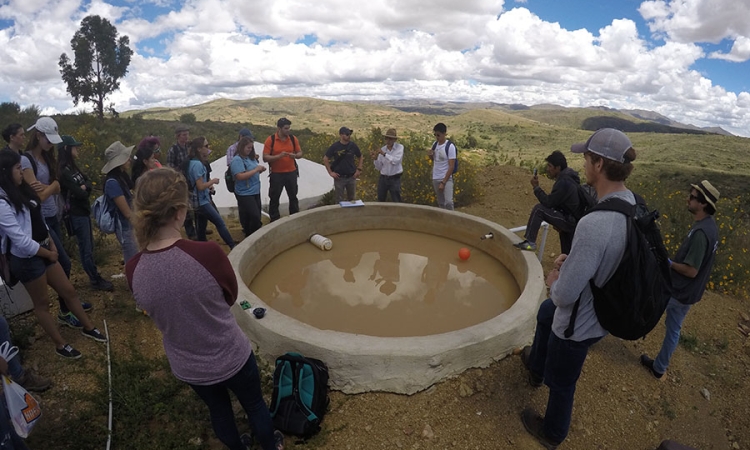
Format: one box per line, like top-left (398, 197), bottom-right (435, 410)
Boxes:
top-left (9, 247), bottom-right (55, 283)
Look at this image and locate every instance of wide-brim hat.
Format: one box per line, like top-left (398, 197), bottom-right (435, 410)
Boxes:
top-left (383, 128), bottom-right (398, 139)
top-left (101, 141), bottom-right (135, 174)
top-left (690, 180), bottom-right (720, 210)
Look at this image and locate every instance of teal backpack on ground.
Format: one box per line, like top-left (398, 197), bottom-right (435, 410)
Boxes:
top-left (269, 352), bottom-right (330, 437)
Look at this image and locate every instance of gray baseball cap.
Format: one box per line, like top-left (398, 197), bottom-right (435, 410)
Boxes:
top-left (570, 128), bottom-right (632, 163)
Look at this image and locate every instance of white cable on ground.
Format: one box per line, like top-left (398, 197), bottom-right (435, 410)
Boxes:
top-left (104, 319), bottom-right (113, 450)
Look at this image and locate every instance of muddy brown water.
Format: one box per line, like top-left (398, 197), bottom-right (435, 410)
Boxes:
top-left (248, 230), bottom-right (520, 337)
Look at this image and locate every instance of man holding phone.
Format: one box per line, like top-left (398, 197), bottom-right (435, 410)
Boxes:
top-left (515, 150), bottom-right (583, 253)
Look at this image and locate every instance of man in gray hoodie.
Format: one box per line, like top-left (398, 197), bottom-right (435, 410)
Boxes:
top-left (520, 129), bottom-right (638, 449)
top-left (515, 150), bottom-right (583, 253)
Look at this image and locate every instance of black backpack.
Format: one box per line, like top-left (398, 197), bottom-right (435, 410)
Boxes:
top-left (224, 168), bottom-right (235, 193)
top-left (431, 140), bottom-right (458, 174)
top-left (269, 353), bottom-right (330, 437)
top-left (572, 183), bottom-right (597, 221)
top-left (565, 196), bottom-right (671, 340)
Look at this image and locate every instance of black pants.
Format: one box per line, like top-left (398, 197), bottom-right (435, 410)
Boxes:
top-left (235, 193), bottom-right (262, 237)
top-left (184, 209), bottom-right (197, 239)
top-left (268, 172), bottom-right (299, 221)
top-left (524, 204), bottom-right (576, 253)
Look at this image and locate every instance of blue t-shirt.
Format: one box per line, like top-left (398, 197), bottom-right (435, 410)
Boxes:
top-left (230, 156), bottom-right (261, 196)
top-left (21, 154), bottom-right (57, 218)
top-left (104, 177), bottom-right (132, 222)
top-left (188, 160), bottom-right (211, 206)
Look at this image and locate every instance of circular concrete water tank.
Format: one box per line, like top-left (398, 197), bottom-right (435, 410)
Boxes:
top-left (229, 203), bottom-right (545, 394)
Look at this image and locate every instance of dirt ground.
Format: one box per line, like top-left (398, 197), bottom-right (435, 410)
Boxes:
top-left (12, 164), bottom-right (750, 449)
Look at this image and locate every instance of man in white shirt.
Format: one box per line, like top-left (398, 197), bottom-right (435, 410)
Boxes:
top-left (372, 128), bottom-right (404, 202)
top-left (428, 122), bottom-right (457, 210)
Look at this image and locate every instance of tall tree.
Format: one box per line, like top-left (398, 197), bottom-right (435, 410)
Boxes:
top-left (59, 15), bottom-right (133, 120)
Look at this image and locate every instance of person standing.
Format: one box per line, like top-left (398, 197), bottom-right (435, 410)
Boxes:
top-left (514, 151), bottom-right (583, 254)
top-left (428, 123), bottom-right (456, 210)
top-left (323, 127), bottom-right (363, 203)
top-left (372, 128), bottom-right (403, 202)
top-left (58, 135), bottom-right (114, 291)
top-left (263, 118), bottom-right (302, 221)
top-left (167, 125), bottom-right (196, 239)
top-left (226, 128), bottom-right (254, 166)
top-left (126, 168), bottom-right (284, 450)
top-left (102, 141), bottom-right (139, 264)
top-left (519, 128), bottom-right (638, 449)
top-left (2, 123), bottom-right (25, 153)
top-left (640, 180), bottom-right (720, 379)
top-left (231, 136), bottom-right (266, 237)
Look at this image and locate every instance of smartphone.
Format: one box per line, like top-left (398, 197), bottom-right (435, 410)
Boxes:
top-left (533, 168), bottom-right (538, 177)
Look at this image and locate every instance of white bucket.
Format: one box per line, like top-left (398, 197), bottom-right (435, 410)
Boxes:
top-left (309, 234), bottom-right (333, 251)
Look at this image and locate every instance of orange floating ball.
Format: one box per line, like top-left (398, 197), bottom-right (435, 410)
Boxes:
top-left (458, 247), bottom-right (471, 261)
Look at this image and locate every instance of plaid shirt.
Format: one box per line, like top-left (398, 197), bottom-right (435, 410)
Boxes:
top-left (166, 143), bottom-right (189, 170)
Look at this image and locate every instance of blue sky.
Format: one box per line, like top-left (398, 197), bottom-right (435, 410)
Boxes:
top-left (1, 0), bottom-right (749, 135)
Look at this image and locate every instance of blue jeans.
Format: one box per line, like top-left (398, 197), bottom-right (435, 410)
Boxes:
top-left (69, 214), bottom-right (102, 282)
top-left (654, 297), bottom-right (692, 373)
top-left (115, 218), bottom-right (139, 264)
top-left (196, 203), bottom-right (235, 248)
top-left (528, 298), bottom-right (602, 443)
top-left (189, 354), bottom-right (276, 450)
top-left (0, 317), bottom-right (23, 380)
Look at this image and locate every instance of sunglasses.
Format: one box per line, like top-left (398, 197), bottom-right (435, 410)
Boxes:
top-left (689, 194), bottom-right (699, 201)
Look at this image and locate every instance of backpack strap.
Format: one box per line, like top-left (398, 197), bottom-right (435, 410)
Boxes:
top-left (270, 134), bottom-right (276, 155)
top-left (22, 153), bottom-right (38, 176)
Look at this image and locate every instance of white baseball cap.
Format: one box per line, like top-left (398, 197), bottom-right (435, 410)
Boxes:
top-left (27, 117), bottom-right (62, 144)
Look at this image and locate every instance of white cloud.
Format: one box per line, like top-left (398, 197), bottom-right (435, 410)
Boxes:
top-left (0, 0), bottom-right (749, 136)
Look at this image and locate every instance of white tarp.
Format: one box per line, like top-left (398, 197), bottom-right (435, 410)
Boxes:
top-left (210, 141), bottom-right (332, 218)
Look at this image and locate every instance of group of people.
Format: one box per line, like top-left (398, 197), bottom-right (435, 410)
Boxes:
top-left (515, 128), bottom-right (720, 449)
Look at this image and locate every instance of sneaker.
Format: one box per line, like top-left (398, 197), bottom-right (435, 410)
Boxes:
top-left (240, 433), bottom-right (253, 450)
top-left (521, 408), bottom-right (561, 450)
top-left (81, 301), bottom-right (93, 312)
top-left (514, 240), bottom-right (537, 251)
top-left (58, 312), bottom-right (83, 329)
top-left (91, 277), bottom-right (114, 292)
top-left (82, 327), bottom-right (107, 343)
top-left (520, 346), bottom-right (543, 388)
top-left (640, 354), bottom-right (664, 379)
top-left (56, 344), bottom-right (82, 359)
top-left (274, 430), bottom-right (285, 450)
top-left (15, 369), bottom-right (52, 392)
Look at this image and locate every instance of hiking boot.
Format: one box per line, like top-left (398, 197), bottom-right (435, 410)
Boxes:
top-left (274, 430), bottom-right (285, 450)
top-left (58, 312), bottom-right (83, 329)
top-left (521, 408), bottom-right (561, 450)
top-left (82, 327), bottom-right (107, 343)
top-left (640, 354), bottom-right (664, 379)
top-left (91, 277), bottom-right (114, 292)
top-left (15, 369), bottom-right (52, 392)
top-left (514, 240), bottom-right (537, 251)
top-left (56, 344), bottom-right (82, 360)
top-left (520, 346), bottom-right (543, 388)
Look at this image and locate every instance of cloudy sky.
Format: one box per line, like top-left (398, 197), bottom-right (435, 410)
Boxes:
top-left (1, 0), bottom-right (749, 136)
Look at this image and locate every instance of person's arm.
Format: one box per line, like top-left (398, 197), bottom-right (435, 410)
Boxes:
top-left (671, 230), bottom-right (708, 278)
top-left (113, 195), bottom-right (132, 220)
top-left (21, 167), bottom-right (60, 201)
top-left (292, 136), bottom-right (303, 159)
top-left (0, 202), bottom-right (40, 258)
top-left (233, 159), bottom-right (264, 181)
top-left (166, 147), bottom-right (176, 168)
top-left (189, 161), bottom-right (217, 191)
top-left (440, 143), bottom-right (457, 185)
top-left (385, 143), bottom-right (404, 166)
top-left (355, 153), bottom-right (364, 175)
top-left (178, 241), bottom-right (239, 306)
top-left (323, 152), bottom-right (339, 178)
top-left (262, 136), bottom-right (286, 163)
top-left (60, 168), bottom-right (89, 200)
top-left (536, 179), bottom-right (573, 209)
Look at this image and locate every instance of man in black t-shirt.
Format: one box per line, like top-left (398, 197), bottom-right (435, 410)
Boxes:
top-left (323, 127), bottom-right (363, 203)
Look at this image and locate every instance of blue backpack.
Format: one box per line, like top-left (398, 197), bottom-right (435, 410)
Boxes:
top-left (431, 139), bottom-right (458, 174)
top-left (269, 352), bottom-right (330, 437)
top-left (92, 194), bottom-right (116, 234)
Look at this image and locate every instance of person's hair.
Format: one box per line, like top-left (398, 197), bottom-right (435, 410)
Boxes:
top-left (0, 149), bottom-right (39, 213)
top-left (188, 137), bottom-right (207, 163)
top-left (2, 123), bottom-right (23, 143)
top-left (138, 136), bottom-right (160, 152)
top-left (24, 131), bottom-right (58, 182)
top-left (277, 117), bottom-right (292, 128)
top-left (433, 123), bottom-right (447, 134)
top-left (132, 146), bottom-right (155, 184)
top-left (57, 141), bottom-right (83, 177)
top-left (545, 150), bottom-right (567, 170)
top-left (586, 148), bottom-right (637, 182)
top-left (132, 168), bottom-right (189, 248)
top-left (236, 137), bottom-right (255, 159)
top-left (692, 188), bottom-right (716, 216)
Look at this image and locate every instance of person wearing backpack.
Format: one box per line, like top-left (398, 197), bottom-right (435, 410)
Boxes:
top-left (58, 135), bottom-right (113, 291)
top-left (519, 128), bottom-right (638, 449)
top-left (102, 141), bottom-right (139, 264)
top-left (514, 151), bottom-right (583, 254)
top-left (640, 180), bottom-right (720, 379)
top-left (263, 118), bottom-right (302, 222)
top-left (323, 127), bottom-right (363, 203)
top-left (428, 123), bottom-right (457, 210)
top-left (126, 169), bottom-right (284, 450)
top-left (167, 125), bottom-right (197, 239)
top-left (231, 136), bottom-right (266, 237)
top-left (226, 127), bottom-right (254, 166)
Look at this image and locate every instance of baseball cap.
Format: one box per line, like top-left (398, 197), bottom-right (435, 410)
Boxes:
top-left (339, 127), bottom-right (353, 135)
top-left (239, 127), bottom-right (254, 139)
top-left (27, 117), bottom-right (62, 144)
top-left (59, 135), bottom-right (83, 149)
top-left (570, 128), bottom-right (633, 163)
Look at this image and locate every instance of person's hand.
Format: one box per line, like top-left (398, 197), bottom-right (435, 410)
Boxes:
top-left (329, 171), bottom-right (339, 179)
top-left (46, 250), bottom-right (59, 263)
top-left (554, 254), bottom-right (568, 270)
top-left (546, 268), bottom-right (560, 287)
top-left (530, 176), bottom-right (539, 188)
top-left (30, 181), bottom-right (45, 192)
top-left (427, 148), bottom-right (434, 158)
top-left (258, 165), bottom-right (267, 173)
top-left (438, 181), bottom-right (446, 192)
top-left (370, 151), bottom-right (378, 159)
top-left (80, 184), bottom-right (87, 191)
top-left (211, 178), bottom-right (220, 185)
